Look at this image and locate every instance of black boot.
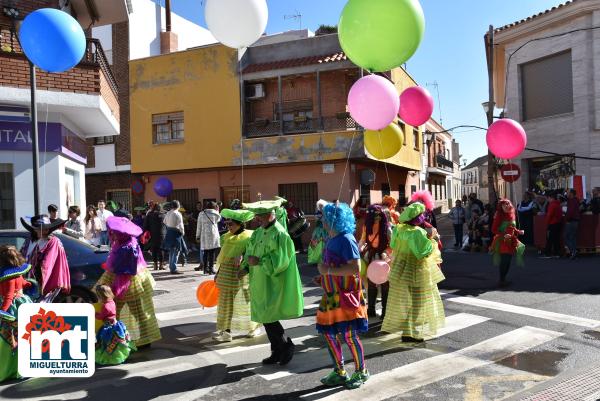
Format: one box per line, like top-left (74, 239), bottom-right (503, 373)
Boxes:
top-left (367, 286), bottom-right (377, 318)
top-left (279, 337), bottom-right (295, 366)
top-left (380, 284), bottom-right (389, 320)
top-left (262, 351), bottom-right (280, 365)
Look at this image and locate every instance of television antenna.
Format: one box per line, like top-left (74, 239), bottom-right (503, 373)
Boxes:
top-left (284, 11), bottom-right (302, 29)
top-left (426, 81), bottom-right (443, 125)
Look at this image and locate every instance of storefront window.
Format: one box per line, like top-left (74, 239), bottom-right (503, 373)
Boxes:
top-left (0, 164), bottom-right (15, 229)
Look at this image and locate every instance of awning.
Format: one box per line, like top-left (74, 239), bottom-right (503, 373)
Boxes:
top-left (67, 0), bottom-right (131, 28)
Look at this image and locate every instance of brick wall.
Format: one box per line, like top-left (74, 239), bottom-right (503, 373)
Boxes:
top-left (0, 0), bottom-right (58, 25)
top-left (112, 22), bottom-right (130, 166)
top-left (85, 172), bottom-right (145, 209)
top-left (100, 69), bottom-right (120, 122)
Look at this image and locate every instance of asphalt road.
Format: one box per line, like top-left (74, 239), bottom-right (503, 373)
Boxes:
top-left (1, 248), bottom-right (600, 401)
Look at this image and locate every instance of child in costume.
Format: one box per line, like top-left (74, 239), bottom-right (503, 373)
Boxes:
top-left (358, 204), bottom-right (392, 318)
top-left (383, 203), bottom-right (445, 342)
top-left (316, 202), bottom-right (369, 389)
top-left (491, 199), bottom-right (525, 287)
top-left (308, 200), bottom-right (329, 264)
top-left (0, 246), bottom-right (36, 382)
top-left (240, 198), bottom-right (303, 366)
top-left (21, 215), bottom-right (70, 297)
top-left (381, 195), bottom-right (400, 225)
top-left (95, 285), bottom-right (136, 365)
top-left (213, 209), bottom-right (260, 342)
top-left (96, 217), bottom-right (161, 348)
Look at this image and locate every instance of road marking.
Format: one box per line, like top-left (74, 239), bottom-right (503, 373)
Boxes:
top-left (258, 313), bottom-right (490, 381)
top-left (464, 374), bottom-right (550, 401)
top-left (442, 293), bottom-right (600, 328)
top-left (319, 326), bottom-right (563, 401)
top-left (157, 302), bottom-right (321, 322)
top-left (212, 334), bottom-right (316, 356)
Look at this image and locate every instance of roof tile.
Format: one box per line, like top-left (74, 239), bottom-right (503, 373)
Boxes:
top-left (243, 52), bottom-right (348, 74)
top-left (495, 1), bottom-right (578, 33)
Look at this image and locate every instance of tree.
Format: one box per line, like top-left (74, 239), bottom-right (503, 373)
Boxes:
top-left (315, 24), bottom-right (338, 36)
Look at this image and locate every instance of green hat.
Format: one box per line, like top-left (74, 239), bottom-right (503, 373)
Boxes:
top-left (221, 208), bottom-right (255, 223)
top-left (399, 202), bottom-right (426, 223)
top-left (242, 197), bottom-right (287, 215)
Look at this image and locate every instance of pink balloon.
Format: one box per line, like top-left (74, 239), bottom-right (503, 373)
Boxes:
top-left (366, 260), bottom-right (390, 285)
top-left (486, 119), bottom-right (527, 159)
top-left (348, 75), bottom-right (400, 131)
top-left (399, 86), bottom-right (434, 127)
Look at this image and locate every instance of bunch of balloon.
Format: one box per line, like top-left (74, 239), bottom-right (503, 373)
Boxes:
top-left (338, 0), bottom-right (428, 160)
top-left (17, 8), bottom-right (87, 215)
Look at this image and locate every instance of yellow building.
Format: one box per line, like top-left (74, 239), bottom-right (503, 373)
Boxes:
top-left (130, 33), bottom-right (423, 216)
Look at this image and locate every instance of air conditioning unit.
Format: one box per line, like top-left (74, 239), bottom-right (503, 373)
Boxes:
top-left (246, 83), bottom-right (265, 100)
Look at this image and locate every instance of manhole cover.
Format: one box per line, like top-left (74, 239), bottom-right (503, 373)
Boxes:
top-left (153, 289), bottom-right (170, 296)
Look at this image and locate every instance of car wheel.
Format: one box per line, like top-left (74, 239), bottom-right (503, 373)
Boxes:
top-left (56, 287), bottom-right (97, 304)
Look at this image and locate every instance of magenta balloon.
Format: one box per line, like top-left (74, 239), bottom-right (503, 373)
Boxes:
top-left (366, 260), bottom-right (390, 285)
top-left (486, 119), bottom-right (527, 159)
top-left (348, 75), bottom-right (400, 131)
top-left (399, 86), bottom-right (434, 126)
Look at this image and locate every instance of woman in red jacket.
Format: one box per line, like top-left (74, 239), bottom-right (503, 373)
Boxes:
top-left (491, 199), bottom-right (525, 287)
top-left (543, 191), bottom-right (563, 258)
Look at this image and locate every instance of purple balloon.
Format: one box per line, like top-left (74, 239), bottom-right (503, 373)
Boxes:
top-left (348, 75), bottom-right (399, 131)
top-left (154, 177), bottom-right (173, 198)
top-left (399, 86), bottom-right (434, 127)
top-left (486, 119), bottom-right (527, 159)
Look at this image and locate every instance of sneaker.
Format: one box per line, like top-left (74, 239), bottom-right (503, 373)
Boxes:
top-left (345, 369), bottom-right (370, 389)
top-left (246, 327), bottom-right (262, 338)
top-left (278, 337), bottom-right (295, 366)
top-left (320, 370), bottom-right (349, 386)
top-left (212, 331), bottom-right (232, 342)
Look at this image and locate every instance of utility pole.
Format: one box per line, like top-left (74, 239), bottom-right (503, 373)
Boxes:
top-left (485, 25), bottom-right (498, 206)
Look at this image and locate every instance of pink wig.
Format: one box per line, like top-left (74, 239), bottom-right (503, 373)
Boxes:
top-left (410, 190), bottom-right (435, 211)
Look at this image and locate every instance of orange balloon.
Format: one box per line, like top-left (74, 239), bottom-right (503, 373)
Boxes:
top-left (196, 280), bottom-right (219, 308)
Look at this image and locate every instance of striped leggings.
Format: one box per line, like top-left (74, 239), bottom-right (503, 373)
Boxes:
top-left (323, 328), bottom-right (365, 373)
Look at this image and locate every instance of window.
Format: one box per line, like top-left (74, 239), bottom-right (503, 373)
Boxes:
top-left (106, 189), bottom-right (131, 212)
top-left (0, 164), bottom-right (15, 229)
top-left (153, 112), bottom-right (184, 144)
top-left (520, 50), bottom-right (573, 120)
top-left (94, 136), bottom-right (115, 145)
top-left (168, 189), bottom-right (198, 212)
top-left (413, 128), bottom-right (420, 151)
top-left (278, 182), bottom-right (318, 215)
top-left (360, 184), bottom-right (371, 206)
top-left (381, 183), bottom-right (391, 197)
top-left (398, 122), bottom-right (407, 146)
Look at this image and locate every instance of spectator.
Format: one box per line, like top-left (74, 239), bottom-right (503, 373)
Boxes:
top-left (590, 187), bottom-right (600, 215)
top-left (47, 204), bottom-right (59, 222)
top-left (479, 204), bottom-right (495, 251)
top-left (163, 200), bottom-right (185, 274)
top-left (114, 202), bottom-right (132, 220)
top-left (97, 200), bottom-right (113, 246)
top-left (449, 200), bottom-right (466, 248)
top-left (565, 189), bottom-right (581, 260)
top-left (63, 205), bottom-right (83, 239)
top-left (196, 201), bottom-right (221, 275)
top-left (467, 193), bottom-right (483, 220)
top-left (464, 209), bottom-right (482, 252)
top-left (517, 192), bottom-right (535, 245)
top-left (533, 193), bottom-right (549, 215)
top-left (192, 201), bottom-right (204, 272)
top-left (144, 203), bottom-right (165, 271)
top-left (286, 201), bottom-right (308, 254)
top-left (84, 205), bottom-right (102, 246)
top-left (541, 191), bottom-right (563, 258)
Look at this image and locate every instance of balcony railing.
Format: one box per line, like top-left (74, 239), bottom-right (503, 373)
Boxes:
top-left (244, 115), bottom-right (362, 138)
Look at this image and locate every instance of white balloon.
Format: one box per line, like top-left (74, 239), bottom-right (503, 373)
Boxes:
top-left (205, 0), bottom-right (268, 49)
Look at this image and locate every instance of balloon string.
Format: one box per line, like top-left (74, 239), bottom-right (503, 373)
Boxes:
top-left (338, 131), bottom-right (356, 204)
top-left (376, 130), bottom-right (392, 190)
top-left (239, 50), bottom-right (245, 202)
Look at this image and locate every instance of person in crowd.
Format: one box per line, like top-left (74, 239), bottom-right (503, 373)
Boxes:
top-left (533, 192), bottom-right (549, 215)
top-left (239, 198), bottom-right (303, 367)
top-left (308, 200), bottom-right (329, 265)
top-left (97, 200), bottom-right (114, 246)
top-left (466, 193), bottom-right (483, 222)
top-left (479, 204), bottom-right (495, 251)
top-left (590, 187), bottom-right (600, 215)
top-left (359, 204), bottom-right (392, 319)
top-left (230, 199), bottom-right (242, 210)
top-left (47, 204), bottom-right (59, 223)
top-left (564, 189), bottom-right (581, 260)
top-left (286, 201), bottom-right (308, 254)
top-left (96, 216), bottom-right (161, 348)
top-left (464, 209), bottom-right (482, 252)
top-left (490, 199), bottom-right (525, 287)
top-left (316, 202), bottom-right (370, 389)
top-left (84, 205), bottom-right (103, 247)
top-left (449, 200), bottom-right (466, 248)
top-left (0, 246), bottom-right (36, 383)
top-left (381, 195), bottom-right (400, 225)
top-left (144, 203), bottom-right (165, 271)
top-left (542, 191), bottom-right (563, 258)
top-left (383, 202), bottom-right (445, 342)
top-left (212, 209), bottom-right (260, 342)
top-left (94, 284), bottom-right (136, 365)
top-left (196, 201), bottom-right (221, 275)
top-left (410, 191), bottom-right (438, 228)
top-left (63, 205), bottom-right (84, 240)
top-left (133, 209), bottom-right (145, 231)
top-left (113, 202), bottom-right (132, 220)
top-left (163, 200), bottom-right (185, 275)
top-left (20, 215), bottom-right (70, 297)
top-left (191, 201), bottom-right (204, 272)
top-left (353, 198), bottom-right (369, 240)
top-left (517, 192), bottom-right (535, 245)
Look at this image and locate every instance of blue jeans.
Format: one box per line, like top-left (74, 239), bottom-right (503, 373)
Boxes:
top-left (453, 224), bottom-right (464, 247)
top-left (199, 248), bottom-right (204, 265)
top-left (169, 247), bottom-right (180, 272)
top-left (564, 221), bottom-right (579, 255)
top-left (100, 231), bottom-right (109, 246)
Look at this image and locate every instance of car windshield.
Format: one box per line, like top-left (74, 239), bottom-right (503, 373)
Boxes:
top-left (55, 233), bottom-right (109, 254)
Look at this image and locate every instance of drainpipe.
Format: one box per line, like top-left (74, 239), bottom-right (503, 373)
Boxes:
top-left (165, 0), bottom-right (172, 32)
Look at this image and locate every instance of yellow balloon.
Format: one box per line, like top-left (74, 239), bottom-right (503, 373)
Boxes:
top-left (364, 124), bottom-right (403, 160)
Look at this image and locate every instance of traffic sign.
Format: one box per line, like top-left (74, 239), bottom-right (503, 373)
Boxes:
top-left (500, 163), bottom-right (521, 183)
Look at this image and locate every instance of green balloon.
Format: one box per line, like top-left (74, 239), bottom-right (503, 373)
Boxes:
top-left (339, 0), bottom-right (425, 72)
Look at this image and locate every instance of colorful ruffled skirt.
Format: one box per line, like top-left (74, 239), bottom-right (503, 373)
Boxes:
top-left (316, 274), bottom-right (368, 335)
top-left (382, 245), bottom-right (445, 339)
top-left (0, 295), bottom-right (32, 383)
top-left (96, 270), bottom-right (162, 347)
top-left (95, 320), bottom-right (136, 365)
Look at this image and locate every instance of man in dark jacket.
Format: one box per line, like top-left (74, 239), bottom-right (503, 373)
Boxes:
top-left (564, 189), bottom-right (581, 259)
